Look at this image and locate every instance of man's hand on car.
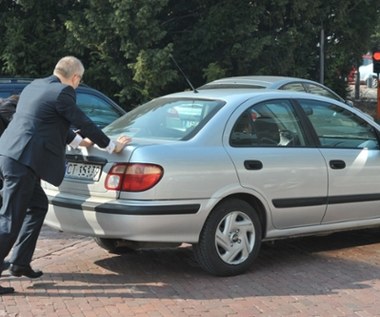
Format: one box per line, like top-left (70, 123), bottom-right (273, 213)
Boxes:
top-left (113, 135), bottom-right (132, 153)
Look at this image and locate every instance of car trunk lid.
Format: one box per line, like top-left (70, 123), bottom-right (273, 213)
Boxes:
top-left (43, 144), bottom-right (140, 198)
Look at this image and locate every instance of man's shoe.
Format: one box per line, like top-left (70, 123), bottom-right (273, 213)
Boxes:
top-left (0, 286), bottom-right (15, 295)
top-left (9, 264), bottom-right (43, 279)
top-left (2, 261), bottom-right (10, 271)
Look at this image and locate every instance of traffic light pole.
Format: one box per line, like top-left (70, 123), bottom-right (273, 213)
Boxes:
top-left (378, 74), bottom-right (380, 121)
top-left (372, 49), bottom-right (380, 121)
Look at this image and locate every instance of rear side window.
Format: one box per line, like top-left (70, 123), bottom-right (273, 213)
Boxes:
top-left (280, 83), bottom-right (306, 92)
top-left (230, 99), bottom-right (306, 147)
top-left (303, 83), bottom-right (340, 101)
top-left (298, 99), bottom-right (379, 149)
top-left (0, 87), bottom-right (25, 98)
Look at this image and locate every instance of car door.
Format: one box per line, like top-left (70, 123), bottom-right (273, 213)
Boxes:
top-left (297, 99), bottom-right (380, 223)
top-left (225, 98), bottom-right (328, 229)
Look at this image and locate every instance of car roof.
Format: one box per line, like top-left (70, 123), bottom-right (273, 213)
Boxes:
top-left (0, 78), bottom-right (101, 92)
top-left (163, 87), bottom-right (339, 104)
top-left (199, 75), bottom-right (327, 89)
top-left (0, 78), bottom-right (34, 84)
top-left (197, 75), bottom-right (347, 104)
top-left (0, 77), bottom-right (126, 117)
top-left (0, 78), bottom-right (120, 101)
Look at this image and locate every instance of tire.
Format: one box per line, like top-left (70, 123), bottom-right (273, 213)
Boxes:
top-left (373, 77), bottom-right (378, 89)
top-left (94, 237), bottom-right (134, 254)
top-left (366, 77), bottom-right (373, 88)
top-left (193, 198), bottom-right (262, 276)
top-left (366, 76), bottom-right (378, 88)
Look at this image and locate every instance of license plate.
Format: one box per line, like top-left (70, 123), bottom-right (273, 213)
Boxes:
top-left (65, 162), bottom-right (102, 181)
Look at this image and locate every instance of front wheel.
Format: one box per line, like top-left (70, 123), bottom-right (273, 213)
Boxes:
top-left (193, 198), bottom-right (262, 276)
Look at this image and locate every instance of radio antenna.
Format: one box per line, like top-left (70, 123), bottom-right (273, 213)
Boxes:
top-left (170, 54), bottom-right (198, 93)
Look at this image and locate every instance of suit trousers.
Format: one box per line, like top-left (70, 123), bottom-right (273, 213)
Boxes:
top-left (0, 155), bottom-right (48, 270)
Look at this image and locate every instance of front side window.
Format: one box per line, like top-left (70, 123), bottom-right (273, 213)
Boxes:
top-left (230, 99), bottom-right (306, 147)
top-left (298, 99), bottom-right (379, 149)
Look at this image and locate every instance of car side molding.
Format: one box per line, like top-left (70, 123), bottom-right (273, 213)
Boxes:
top-left (48, 195), bottom-right (200, 215)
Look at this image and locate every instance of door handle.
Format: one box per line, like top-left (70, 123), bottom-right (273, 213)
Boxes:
top-left (244, 160), bottom-right (263, 170)
top-left (329, 160), bottom-right (346, 169)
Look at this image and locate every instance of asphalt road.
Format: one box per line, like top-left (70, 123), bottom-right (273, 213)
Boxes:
top-left (1, 225), bottom-right (380, 317)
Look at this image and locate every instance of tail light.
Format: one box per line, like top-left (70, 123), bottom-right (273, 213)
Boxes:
top-left (105, 163), bottom-right (163, 192)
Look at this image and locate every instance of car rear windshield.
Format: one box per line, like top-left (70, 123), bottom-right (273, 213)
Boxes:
top-left (103, 97), bottom-right (224, 140)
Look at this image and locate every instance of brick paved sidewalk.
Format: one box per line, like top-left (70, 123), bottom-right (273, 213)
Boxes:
top-left (1, 226), bottom-right (380, 317)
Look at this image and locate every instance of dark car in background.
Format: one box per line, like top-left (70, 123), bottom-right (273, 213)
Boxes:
top-left (0, 78), bottom-right (126, 128)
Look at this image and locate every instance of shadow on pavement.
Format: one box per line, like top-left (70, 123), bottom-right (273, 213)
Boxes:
top-left (14, 228), bottom-right (380, 299)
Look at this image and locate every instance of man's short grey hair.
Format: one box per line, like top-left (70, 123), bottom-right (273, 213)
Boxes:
top-left (53, 56), bottom-right (84, 79)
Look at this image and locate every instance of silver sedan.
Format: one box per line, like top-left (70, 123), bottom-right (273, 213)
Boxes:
top-left (44, 88), bottom-right (380, 276)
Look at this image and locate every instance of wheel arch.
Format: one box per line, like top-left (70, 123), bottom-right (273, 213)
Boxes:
top-left (206, 193), bottom-right (268, 239)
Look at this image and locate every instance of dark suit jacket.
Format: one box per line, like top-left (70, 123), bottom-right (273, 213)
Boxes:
top-left (0, 75), bottom-right (111, 186)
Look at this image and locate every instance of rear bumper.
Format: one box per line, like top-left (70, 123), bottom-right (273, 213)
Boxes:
top-left (49, 194), bottom-right (200, 215)
top-left (44, 193), bottom-right (206, 243)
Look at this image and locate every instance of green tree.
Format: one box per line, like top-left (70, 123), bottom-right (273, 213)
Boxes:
top-left (1, 0), bottom-right (379, 107)
top-left (172, 0), bottom-right (379, 97)
top-left (369, 11), bottom-right (380, 50)
top-left (317, 1), bottom-right (380, 96)
top-left (0, 0), bottom-right (76, 76)
top-left (65, 0), bottom-right (177, 107)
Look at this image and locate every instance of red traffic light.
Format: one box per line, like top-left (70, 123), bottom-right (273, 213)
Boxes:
top-left (373, 51), bottom-right (380, 73)
top-left (373, 52), bottom-right (380, 61)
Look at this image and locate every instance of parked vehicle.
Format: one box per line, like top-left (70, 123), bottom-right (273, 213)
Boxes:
top-left (0, 78), bottom-right (126, 128)
top-left (358, 63), bottom-right (378, 88)
top-left (349, 53), bottom-right (379, 88)
top-left (44, 88), bottom-right (380, 276)
top-left (198, 75), bottom-right (352, 105)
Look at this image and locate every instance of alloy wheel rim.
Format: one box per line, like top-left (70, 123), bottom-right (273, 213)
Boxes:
top-left (215, 211), bottom-right (255, 265)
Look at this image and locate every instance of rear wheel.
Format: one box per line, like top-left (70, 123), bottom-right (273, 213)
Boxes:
top-left (193, 198), bottom-right (262, 276)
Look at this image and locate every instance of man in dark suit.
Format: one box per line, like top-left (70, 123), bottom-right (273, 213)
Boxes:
top-left (0, 56), bottom-right (131, 294)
